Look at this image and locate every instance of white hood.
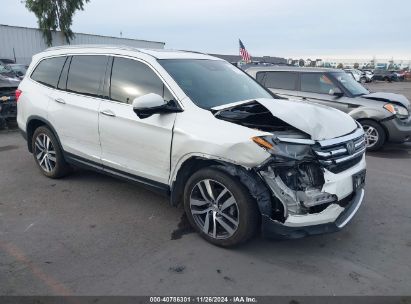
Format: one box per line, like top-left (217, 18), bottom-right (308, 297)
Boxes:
top-left (213, 98), bottom-right (357, 141)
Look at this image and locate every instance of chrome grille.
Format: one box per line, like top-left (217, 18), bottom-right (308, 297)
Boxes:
top-left (313, 128), bottom-right (366, 173)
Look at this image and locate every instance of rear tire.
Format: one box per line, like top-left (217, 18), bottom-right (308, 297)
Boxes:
top-left (183, 167), bottom-right (259, 247)
top-left (360, 120), bottom-right (386, 151)
top-left (32, 126), bottom-right (71, 178)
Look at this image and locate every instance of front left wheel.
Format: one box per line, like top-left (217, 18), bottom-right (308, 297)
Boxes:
top-left (183, 167), bottom-right (259, 247)
top-left (32, 126), bottom-right (71, 178)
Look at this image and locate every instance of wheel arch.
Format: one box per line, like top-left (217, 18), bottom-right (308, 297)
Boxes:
top-left (170, 156), bottom-right (273, 218)
top-left (26, 116), bottom-right (62, 153)
top-left (356, 117), bottom-right (389, 141)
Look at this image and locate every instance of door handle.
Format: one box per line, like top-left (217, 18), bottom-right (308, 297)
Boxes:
top-left (54, 98), bottom-right (66, 104)
top-left (100, 109), bottom-right (116, 117)
top-left (301, 97), bottom-right (307, 100)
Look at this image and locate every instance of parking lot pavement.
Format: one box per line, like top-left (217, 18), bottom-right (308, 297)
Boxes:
top-left (365, 81), bottom-right (411, 100)
top-left (1, 82), bottom-right (410, 296)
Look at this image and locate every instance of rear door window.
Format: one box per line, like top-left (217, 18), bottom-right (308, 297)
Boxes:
top-left (300, 73), bottom-right (337, 94)
top-left (31, 56), bottom-right (66, 88)
top-left (66, 55), bottom-right (108, 97)
top-left (263, 72), bottom-right (298, 90)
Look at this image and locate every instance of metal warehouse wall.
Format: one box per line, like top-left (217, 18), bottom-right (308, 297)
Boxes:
top-left (0, 24), bottom-right (165, 64)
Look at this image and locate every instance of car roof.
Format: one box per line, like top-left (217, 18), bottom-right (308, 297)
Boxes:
top-left (40, 44), bottom-right (220, 61)
top-left (245, 66), bottom-right (342, 73)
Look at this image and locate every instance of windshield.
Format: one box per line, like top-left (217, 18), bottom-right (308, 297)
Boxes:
top-left (9, 65), bottom-right (27, 73)
top-left (332, 72), bottom-right (369, 96)
top-left (159, 59), bottom-right (273, 109)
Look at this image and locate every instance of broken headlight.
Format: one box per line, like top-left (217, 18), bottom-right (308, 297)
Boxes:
top-left (252, 136), bottom-right (314, 160)
top-left (384, 103), bottom-right (409, 119)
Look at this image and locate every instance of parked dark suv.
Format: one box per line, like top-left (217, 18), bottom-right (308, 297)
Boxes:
top-left (246, 66), bottom-right (411, 151)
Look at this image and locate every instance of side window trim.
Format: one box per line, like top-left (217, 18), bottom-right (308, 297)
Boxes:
top-left (57, 56), bottom-right (71, 90)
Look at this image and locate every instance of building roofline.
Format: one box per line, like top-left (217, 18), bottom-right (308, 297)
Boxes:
top-left (0, 23), bottom-right (165, 45)
top-left (245, 66), bottom-right (342, 73)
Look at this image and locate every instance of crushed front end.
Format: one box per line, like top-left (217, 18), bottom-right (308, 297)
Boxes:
top-left (254, 126), bottom-right (366, 239)
top-left (0, 86), bottom-right (18, 129)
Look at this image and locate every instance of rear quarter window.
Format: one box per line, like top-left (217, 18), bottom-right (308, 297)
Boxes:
top-left (262, 71), bottom-right (298, 90)
top-left (31, 57), bottom-right (66, 88)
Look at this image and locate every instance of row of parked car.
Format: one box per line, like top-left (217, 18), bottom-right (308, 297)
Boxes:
top-left (12, 45), bottom-right (411, 246)
top-left (343, 67), bottom-right (411, 83)
top-left (0, 58), bottom-right (25, 128)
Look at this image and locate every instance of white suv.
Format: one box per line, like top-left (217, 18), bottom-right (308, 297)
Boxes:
top-left (17, 45), bottom-right (366, 246)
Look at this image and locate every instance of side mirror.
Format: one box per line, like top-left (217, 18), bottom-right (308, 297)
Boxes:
top-left (132, 93), bottom-right (183, 119)
top-left (329, 87), bottom-right (344, 98)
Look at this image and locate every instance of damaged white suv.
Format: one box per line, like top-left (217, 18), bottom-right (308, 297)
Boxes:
top-left (17, 46), bottom-right (366, 246)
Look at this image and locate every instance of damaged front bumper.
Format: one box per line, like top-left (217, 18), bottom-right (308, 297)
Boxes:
top-left (255, 128), bottom-right (367, 239)
top-left (261, 188), bottom-right (364, 239)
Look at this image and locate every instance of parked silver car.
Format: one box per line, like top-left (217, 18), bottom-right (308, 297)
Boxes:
top-left (247, 66), bottom-right (411, 151)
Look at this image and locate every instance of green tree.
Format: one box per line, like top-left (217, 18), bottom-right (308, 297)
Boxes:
top-left (354, 62), bottom-right (359, 69)
top-left (337, 63), bottom-right (344, 69)
top-left (25, 0), bottom-right (90, 46)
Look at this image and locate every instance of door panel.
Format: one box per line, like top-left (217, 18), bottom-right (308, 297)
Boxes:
top-left (99, 102), bottom-right (176, 184)
top-left (48, 55), bottom-right (108, 162)
top-left (99, 56), bottom-right (177, 184)
top-left (49, 91), bottom-right (102, 161)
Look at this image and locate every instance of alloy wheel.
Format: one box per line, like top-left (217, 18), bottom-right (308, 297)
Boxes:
top-left (189, 179), bottom-right (239, 240)
top-left (363, 125), bottom-right (379, 148)
top-left (34, 133), bottom-right (57, 172)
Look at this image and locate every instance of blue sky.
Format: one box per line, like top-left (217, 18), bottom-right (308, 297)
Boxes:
top-left (3, 0), bottom-right (411, 59)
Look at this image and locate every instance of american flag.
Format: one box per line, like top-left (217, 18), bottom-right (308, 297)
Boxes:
top-left (239, 39), bottom-right (251, 63)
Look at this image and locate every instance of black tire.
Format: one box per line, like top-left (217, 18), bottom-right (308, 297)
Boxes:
top-left (32, 126), bottom-right (71, 178)
top-left (360, 77), bottom-right (367, 84)
top-left (183, 167), bottom-right (259, 247)
top-left (359, 119), bottom-right (386, 151)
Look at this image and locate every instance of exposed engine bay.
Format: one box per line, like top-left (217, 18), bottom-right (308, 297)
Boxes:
top-left (213, 100), bottom-right (309, 134)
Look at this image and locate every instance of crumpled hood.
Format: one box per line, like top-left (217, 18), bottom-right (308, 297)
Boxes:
top-left (257, 99), bottom-right (357, 140)
top-left (213, 98), bottom-right (357, 141)
top-left (362, 92), bottom-right (410, 109)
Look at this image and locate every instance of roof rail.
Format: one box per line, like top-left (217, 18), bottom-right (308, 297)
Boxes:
top-left (44, 44), bottom-right (143, 53)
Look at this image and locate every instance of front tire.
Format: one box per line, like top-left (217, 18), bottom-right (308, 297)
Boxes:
top-left (184, 167), bottom-right (259, 247)
top-left (32, 126), bottom-right (71, 178)
top-left (360, 120), bottom-right (386, 151)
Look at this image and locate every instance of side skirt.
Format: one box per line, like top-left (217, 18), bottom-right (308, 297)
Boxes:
top-left (64, 152), bottom-right (170, 197)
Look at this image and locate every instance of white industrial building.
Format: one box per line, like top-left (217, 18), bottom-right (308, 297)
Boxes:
top-left (316, 58), bottom-right (411, 69)
top-left (0, 24), bottom-right (165, 64)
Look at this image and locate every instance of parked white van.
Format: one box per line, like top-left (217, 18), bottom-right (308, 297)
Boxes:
top-left (17, 45), bottom-right (366, 246)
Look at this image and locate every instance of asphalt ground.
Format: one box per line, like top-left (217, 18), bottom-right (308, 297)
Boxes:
top-left (0, 82), bottom-right (410, 296)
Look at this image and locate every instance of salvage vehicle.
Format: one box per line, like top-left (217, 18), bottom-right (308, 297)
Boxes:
top-left (6, 64), bottom-right (28, 79)
top-left (0, 73), bottom-right (20, 129)
top-left (247, 66), bottom-right (411, 151)
top-left (18, 46), bottom-right (366, 246)
top-left (373, 69), bottom-right (398, 82)
top-left (344, 68), bottom-right (367, 83)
